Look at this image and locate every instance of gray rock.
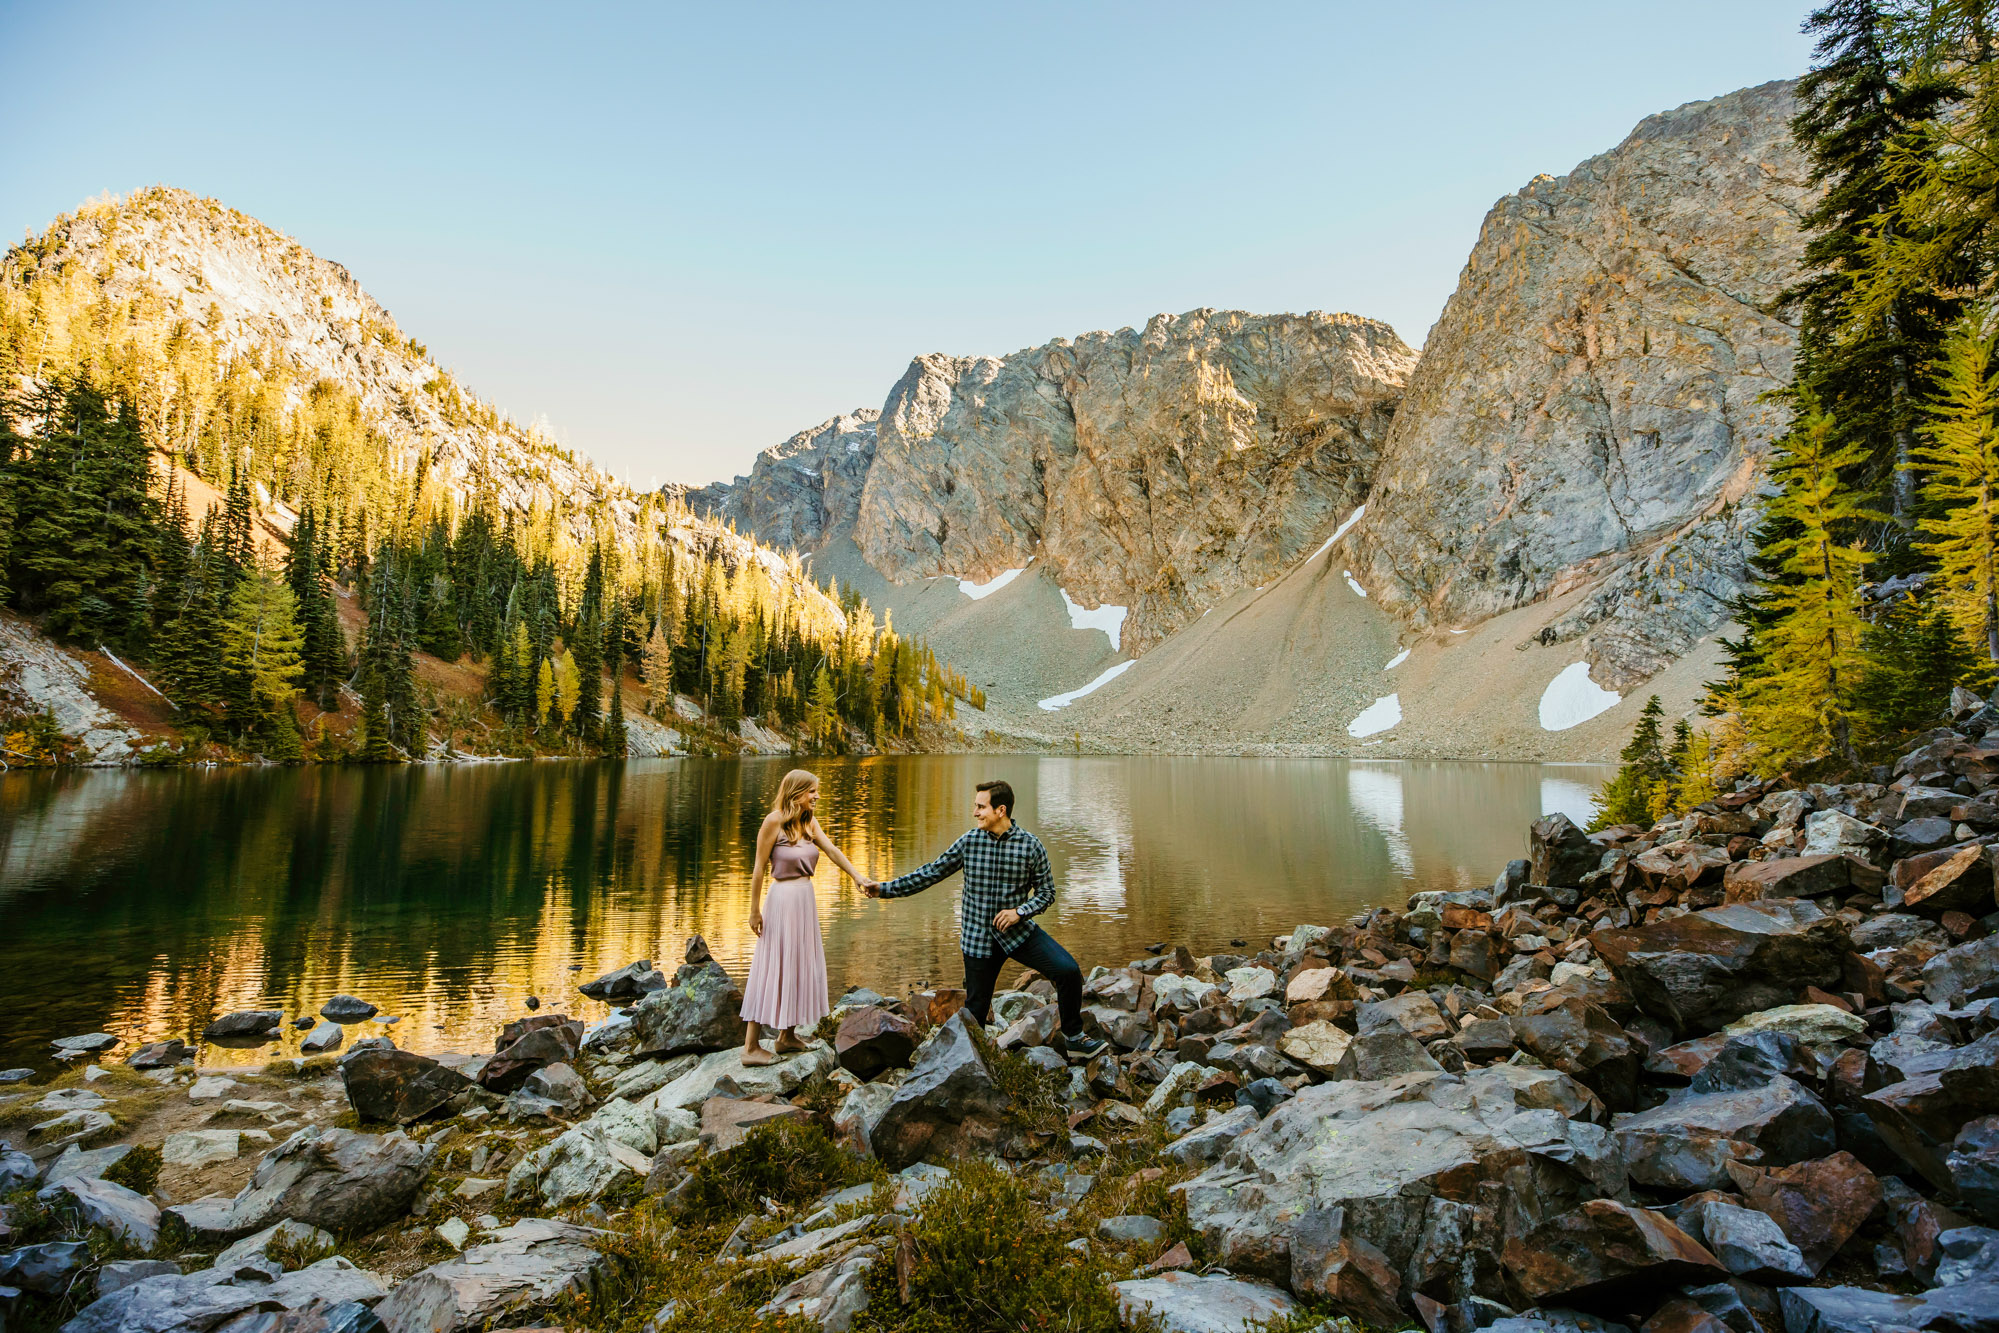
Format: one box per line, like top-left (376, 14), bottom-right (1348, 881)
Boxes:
top-left (1936, 1226), bottom-right (1999, 1288)
top-left (52, 1032), bottom-right (118, 1054)
top-left (1773, 1282), bottom-right (1999, 1333)
top-left (215, 1220), bottom-right (339, 1271)
top-left (1097, 1215), bottom-right (1168, 1246)
top-left (1160, 1106), bottom-right (1260, 1167)
top-left (579, 961), bottom-right (667, 1002)
top-left (169, 1126), bottom-right (430, 1240)
top-left (869, 1011), bottom-right (1014, 1171)
top-left (0, 1146), bottom-right (37, 1191)
top-left (755, 1241), bottom-right (878, 1333)
top-left (1688, 1031), bottom-right (1812, 1093)
top-left (1112, 1272), bottom-right (1297, 1333)
top-left (371, 1218), bottom-right (607, 1333)
top-left (1358, 991), bottom-right (1452, 1043)
top-left (43, 1143), bottom-right (133, 1187)
top-left (1951, 1116), bottom-right (1999, 1225)
top-left (630, 960), bottom-right (744, 1057)
top-left (1802, 811), bottom-right (1886, 859)
top-left (640, 1043), bottom-right (834, 1112)
top-left (1617, 1078), bottom-right (1835, 1191)
top-left (1681, 1198), bottom-right (1813, 1282)
top-left (94, 1261), bottom-right (180, 1298)
top-left (300, 1023), bottom-right (343, 1054)
top-left (0, 1067), bottom-right (34, 1082)
top-left (1332, 1027), bottom-right (1445, 1081)
top-left (1591, 899), bottom-right (1851, 1035)
top-left (0, 1241), bottom-right (90, 1294)
top-left (202, 1011), bottom-right (283, 1042)
top-left (319, 996), bottom-right (378, 1023)
top-left (522, 1062), bottom-right (590, 1114)
top-left (478, 1020), bottom-right (583, 1094)
top-left (1924, 935), bottom-right (1999, 1009)
top-left (1852, 913), bottom-right (1950, 952)
top-left (62, 1256), bottom-right (386, 1333)
top-left (39, 1175), bottom-right (159, 1249)
top-left (831, 1079), bottom-right (898, 1158)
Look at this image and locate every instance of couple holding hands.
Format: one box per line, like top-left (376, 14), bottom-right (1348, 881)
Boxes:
top-left (738, 768), bottom-right (1104, 1066)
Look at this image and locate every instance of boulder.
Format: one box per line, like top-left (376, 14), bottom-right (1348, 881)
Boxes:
top-left (1864, 1032), bottom-right (1999, 1189)
top-left (1277, 1021), bottom-right (1352, 1075)
top-left (1774, 1282), bottom-right (1999, 1332)
top-left (579, 960), bottom-right (668, 1001)
top-left (834, 1006), bottom-right (917, 1079)
top-left (479, 1021), bottom-right (583, 1094)
top-left (202, 1011), bottom-right (283, 1042)
top-left (1729, 1150), bottom-right (1883, 1274)
top-left (1179, 1067), bottom-right (1609, 1285)
top-left (0, 1145), bottom-right (37, 1191)
top-left (169, 1126), bottom-right (431, 1240)
top-left (1722, 1003), bottom-right (1866, 1048)
top-left (1723, 854), bottom-right (1881, 903)
top-left (832, 1079), bottom-right (898, 1157)
top-left (1509, 995), bottom-right (1642, 1111)
top-left (1224, 966), bottom-right (1277, 1001)
top-left (94, 1259), bottom-right (181, 1298)
top-left (61, 1258), bottom-right (386, 1333)
top-left (371, 1218), bottom-right (607, 1333)
top-left (0, 1241), bottom-right (89, 1294)
top-left (641, 1042), bottom-right (835, 1112)
top-left (1359, 992), bottom-right (1452, 1043)
top-left (1532, 814), bottom-right (1601, 888)
top-left (1923, 935), bottom-right (1999, 1009)
top-left (43, 1143), bottom-right (133, 1187)
top-left (1951, 1115), bottom-right (1999, 1225)
top-left (1333, 1028), bottom-right (1445, 1081)
top-left (1502, 1200), bottom-right (1724, 1310)
top-left (1153, 973), bottom-right (1220, 1013)
top-left (1591, 900), bottom-right (1851, 1034)
top-left (1618, 1078), bottom-right (1835, 1191)
top-left (522, 1062), bottom-right (591, 1114)
top-left (1937, 1225), bottom-right (1999, 1288)
top-left (701, 1097), bottom-right (807, 1152)
top-left (342, 1049), bottom-right (475, 1124)
top-left (869, 1011), bottom-right (1015, 1171)
top-left (504, 1124), bottom-right (649, 1208)
top-left (319, 996), bottom-right (378, 1023)
top-left (630, 960), bottom-right (745, 1057)
top-left (1688, 1031), bottom-right (1813, 1094)
top-left (123, 1039), bottom-right (191, 1069)
top-left (1449, 930), bottom-right (1499, 981)
top-left (163, 1130), bottom-right (242, 1168)
top-left (1802, 811), bottom-right (1885, 860)
top-left (51, 1033), bottom-right (118, 1054)
top-left (1905, 845), bottom-right (1996, 919)
top-left (216, 1220), bottom-right (339, 1270)
top-left (38, 1175), bottom-right (159, 1249)
top-left (1679, 1197), bottom-right (1814, 1283)
top-left (1160, 1105), bottom-right (1258, 1167)
top-left (1113, 1272), bottom-right (1297, 1333)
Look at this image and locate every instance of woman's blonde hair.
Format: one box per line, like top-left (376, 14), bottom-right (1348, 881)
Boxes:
top-left (771, 769), bottom-right (819, 841)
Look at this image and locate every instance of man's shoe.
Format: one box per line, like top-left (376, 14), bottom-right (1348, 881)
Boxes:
top-left (1062, 1032), bottom-right (1108, 1061)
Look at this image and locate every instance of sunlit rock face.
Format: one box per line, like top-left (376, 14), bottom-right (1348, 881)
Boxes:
top-left (686, 410), bottom-right (879, 554)
top-left (855, 310), bottom-right (1415, 653)
top-left (1346, 80), bottom-right (1812, 687)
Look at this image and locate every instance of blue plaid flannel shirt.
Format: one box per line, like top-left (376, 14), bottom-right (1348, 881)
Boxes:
top-left (878, 823), bottom-right (1056, 957)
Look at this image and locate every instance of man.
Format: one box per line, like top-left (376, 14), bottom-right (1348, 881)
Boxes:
top-left (868, 778), bottom-right (1106, 1058)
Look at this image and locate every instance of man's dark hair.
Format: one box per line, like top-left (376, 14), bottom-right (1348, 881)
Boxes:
top-left (976, 779), bottom-right (1015, 817)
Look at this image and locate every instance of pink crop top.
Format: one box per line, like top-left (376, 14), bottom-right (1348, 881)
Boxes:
top-left (770, 835), bottom-right (819, 880)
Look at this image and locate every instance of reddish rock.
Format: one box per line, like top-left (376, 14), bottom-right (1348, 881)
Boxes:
top-left (834, 1005), bottom-right (918, 1079)
top-left (341, 1048), bottom-right (475, 1124)
top-left (497, 1013), bottom-right (577, 1050)
top-left (1640, 1298), bottom-right (1733, 1333)
top-left (700, 1096), bottom-right (806, 1151)
top-left (1904, 845), bottom-right (1996, 919)
top-left (1591, 900), bottom-right (1852, 1035)
top-left (910, 988), bottom-right (968, 1026)
top-left (1863, 1032), bottom-right (1999, 1189)
top-left (1503, 1199), bottom-right (1724, 1309)
top-left (1895, 844), bottom-right (1977, 892)
top-left (1448, 930), bottom-right (1497, 982)
top-left (480, 1020), bottom-right (583, 1093)
top-left (1440, 905), bottom-right (1494, 932)
top-left (1727, 1150), bottom-right (1883, 1274)
top-left (1532, 814), bottom-right (1602, 888)
top-left (1509, 995), bottom-right (1642, 1111)
top-left (1289, 1207), bottom-right (1404, 1329)
top-left (1723, 853), bottom-right (1882, 903)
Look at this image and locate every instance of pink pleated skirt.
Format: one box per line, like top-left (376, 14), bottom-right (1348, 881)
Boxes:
top-left (741, 876), bottom-right (829, 1030)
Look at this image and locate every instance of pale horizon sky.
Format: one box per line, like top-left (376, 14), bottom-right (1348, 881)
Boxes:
top-left (4, 3), bottom-right (1816, 488)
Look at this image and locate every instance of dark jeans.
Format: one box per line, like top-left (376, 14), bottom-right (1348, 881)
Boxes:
top-left (963, 923), bottom-right (1084, 1036)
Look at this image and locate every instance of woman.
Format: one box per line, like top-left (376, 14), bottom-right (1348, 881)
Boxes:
top-left (741, 769), bottom-right (874, 1065)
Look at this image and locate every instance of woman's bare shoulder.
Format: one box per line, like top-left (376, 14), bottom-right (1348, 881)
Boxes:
top-left (758, 811), bottom-right (785, 832)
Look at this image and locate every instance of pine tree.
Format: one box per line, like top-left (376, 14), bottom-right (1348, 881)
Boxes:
top-left (604, 667), bottom-right (627, 758)
top-left (1590, 696), bottom-right (1669, 829)
top-left (640, 621), bottom-right (675, 714)
top-left (1858, 585), bottom-right (1979, 733)
top-left (220, 565), bottom-right (305, 749)
top-left (1737, 395), bottom-right (1883, 769)
top-left (1913, 307), bottom-right (1999, 666)
top-left (805, 665), bottom-right (839, 746)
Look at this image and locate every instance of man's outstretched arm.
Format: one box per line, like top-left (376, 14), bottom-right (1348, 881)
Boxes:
top-left (876, 835), bottom-right (967, 900)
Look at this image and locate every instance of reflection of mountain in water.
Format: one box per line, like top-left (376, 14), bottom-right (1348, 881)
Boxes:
top-left (0, 756), bottom-right (1610, 1068)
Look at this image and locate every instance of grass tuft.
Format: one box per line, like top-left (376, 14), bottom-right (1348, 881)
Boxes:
top-left (675, 1120), bottom-right (878, 1227)
top-left (101, 1142), bottom-right (161, 1195)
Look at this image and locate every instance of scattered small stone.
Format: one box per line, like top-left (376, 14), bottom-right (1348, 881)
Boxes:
top-left (51, 1032), bottom-right (118, 1054)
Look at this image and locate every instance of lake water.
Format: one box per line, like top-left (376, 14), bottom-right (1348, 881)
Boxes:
top-left (0, 756), bottom-right (1610, 1071)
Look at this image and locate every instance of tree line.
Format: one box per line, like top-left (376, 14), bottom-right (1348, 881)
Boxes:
top-left (1600, 0), bottom-right (1998, 824)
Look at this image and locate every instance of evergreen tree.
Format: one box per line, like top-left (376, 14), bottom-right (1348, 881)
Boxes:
top-left (1737, 396), bottom-right (1883, 769)
top-left (641, 620), bottom-right (675, 714)
top-left (357, 539), bottom-right (420, 757)
top-left (603, 652), bottom-right (627, 758)
top-left (570, 545), bottom-right (604, 739)
top-left (220, 565), bottom-right (305, 749)
top-left (1591, 696), bottom-right (1670, 829)
top-left (1858, 585), bottom-right (1978, 733)
top-left (805, 665), bottom-right (839, 746)
top-left (1913, 307), bottom-right (1999, 666)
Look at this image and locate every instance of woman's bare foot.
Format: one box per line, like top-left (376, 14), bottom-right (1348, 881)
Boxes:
top-left (773, 1032), bottom-right (809, 1054)
top-left (741, 1044), bottom-right (774, 1066)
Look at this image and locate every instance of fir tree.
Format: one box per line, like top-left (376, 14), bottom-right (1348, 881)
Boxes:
top-left (1590, 696), bottom-right (1669, 829)
top-left (1858, 585), bottom-right (1979, 733)
top-left (805, 665), bottom-right (839, 746)
top-left (220, 565), bottom-right (305, 749)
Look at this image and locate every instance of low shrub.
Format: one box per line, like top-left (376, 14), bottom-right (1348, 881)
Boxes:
top-left (856, 1158), bottom-right (1124, 1333)
top-left (674, 1120), bottom-right (874, 1226)
top-left (101, 1143), bottom-right (161, 1196)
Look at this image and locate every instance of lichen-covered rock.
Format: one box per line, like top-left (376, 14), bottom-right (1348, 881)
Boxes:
top-left (869, 1011), bottom-right (1015, 1171)
top-left (168, 1126), bottom-right (430, 1240)
top-left (631, 960), bottom-right (745, 1057)
top-left (372, 1218), bottom-right (606, 1333)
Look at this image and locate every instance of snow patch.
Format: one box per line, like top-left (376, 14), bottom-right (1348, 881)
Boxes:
top-left (1038, 660), bottom-right (1136, 711)
top-left (1538, 662), bottom-right (1621, 731)
top-left (1311, 505), bottom-right (1366, 562)
top-left (100, 649), bottom-right (167, 701)
top-left (1383, 648), bottom-right (1409, 670)
top-left (1347, 693), bottom-right (1401, 737)
top-left (1342, 571), bottom-right (1368, 599)
top-left (957, 567), bottom-right (1024, 600)
top-left (1060, 588), bottom-right (1128, 652)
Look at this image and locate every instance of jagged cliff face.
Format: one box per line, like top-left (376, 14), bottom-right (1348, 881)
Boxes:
top-left (857, 311), bottom-right (1414, 651)
top-left (1346, 80), bottom-right (1810, 686)
top-left (686, 410), bottom-right (878, 551)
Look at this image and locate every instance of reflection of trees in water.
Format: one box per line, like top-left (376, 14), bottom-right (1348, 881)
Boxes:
top-left (0, 756), bottom-right (1612, 1068)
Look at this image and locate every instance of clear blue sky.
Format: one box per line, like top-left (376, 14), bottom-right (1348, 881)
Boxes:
top-left (4, 3), bottom-right (1815, 487)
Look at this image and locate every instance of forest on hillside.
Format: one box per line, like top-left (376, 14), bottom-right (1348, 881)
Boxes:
top-left (1598, 0), bottom-right (1999, 824)
top-left (0, 223), bottom-right (981, 764)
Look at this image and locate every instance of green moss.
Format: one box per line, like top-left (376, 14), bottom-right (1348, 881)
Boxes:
top-left (101, 1143), bottom-right (161, 1195)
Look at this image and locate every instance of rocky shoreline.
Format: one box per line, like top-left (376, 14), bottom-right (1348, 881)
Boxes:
top-left (3, 708), bottom-right (1999, 1333)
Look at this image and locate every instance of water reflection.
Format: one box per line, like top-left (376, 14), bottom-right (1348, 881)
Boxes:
top-left (0, 756), bottom-right (1609, 1070)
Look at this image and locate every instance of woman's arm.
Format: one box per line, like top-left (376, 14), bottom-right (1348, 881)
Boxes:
top-left (809, 817), bottom-right (873, 889)
top-left (749, 815), bottom-right (779, 934)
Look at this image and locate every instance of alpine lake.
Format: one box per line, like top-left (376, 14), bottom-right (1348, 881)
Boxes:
top-left (0, 755), bottom-right (1611, 1071)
